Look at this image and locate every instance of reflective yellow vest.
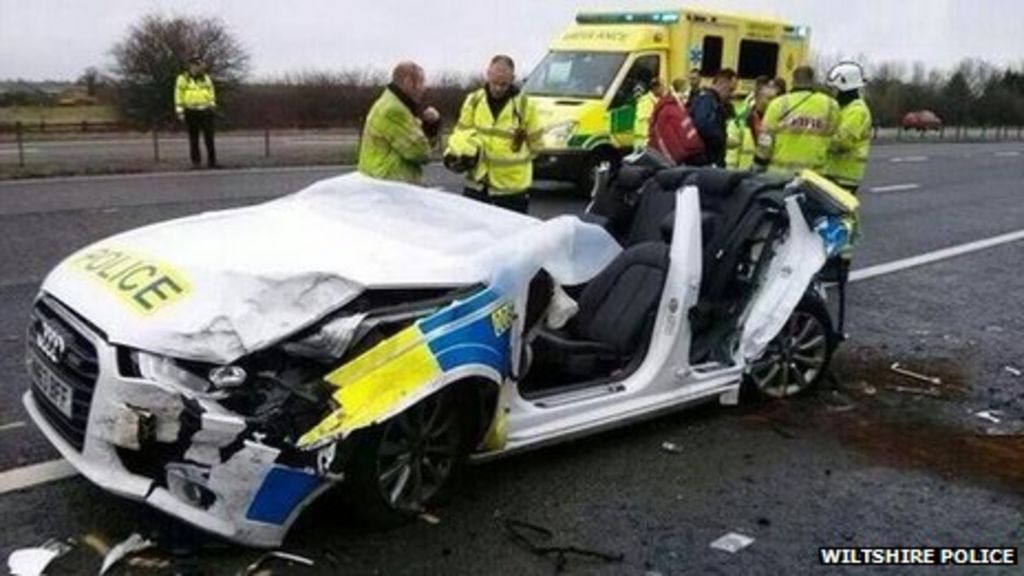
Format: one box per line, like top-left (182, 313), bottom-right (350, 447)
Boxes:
top-left (634, 91), bottom-right (658, 149)
top-left (449, 88), bottom-right (543, 195)
top-left (357, 88), bottom-right (433, 184)
top-left (757, 90), bottom-right (840, 175)
top-left (174, 73), bottom-right (216, 114)
top-left (825, 98), bottom-right (872, 189)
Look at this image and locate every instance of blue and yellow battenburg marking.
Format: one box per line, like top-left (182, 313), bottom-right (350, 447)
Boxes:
top-left (297, 288), bottom-right (513, 448)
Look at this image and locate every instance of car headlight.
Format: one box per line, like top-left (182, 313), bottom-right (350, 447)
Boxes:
top-left (128, 349), bottom-right (222, 394)
top-left (542, 121), bottom-right (578, 148)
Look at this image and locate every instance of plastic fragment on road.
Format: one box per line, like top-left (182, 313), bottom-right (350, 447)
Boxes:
top-left (7, 539), bottom-right (72, 576)
top-left (99, 533), bottom-right (156, 575)
top-left (891, 385), bottom-right (942, 398)
top-left (419, 512), bottom-right (441, 525)
top-left (243, 551), bottom-right (315, 575)
top-left (709, 532), bottom-right (755, 553)
top-left (889, 362), bottom-right (942, 386)
top-left (1005, 366), bottom-right (1022, 377)
top-left (975, 410), bottom-right (1003, 424)
top-left (661, 441), bottom-right (683, 454)
top-left (503, 518), bottom-right (624, 572)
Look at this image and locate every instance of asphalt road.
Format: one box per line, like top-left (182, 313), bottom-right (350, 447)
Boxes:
top-left (0, 142), bottom-right (1022, 574)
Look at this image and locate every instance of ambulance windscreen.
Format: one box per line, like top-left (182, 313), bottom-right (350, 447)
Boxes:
top-left (524, 51), bottom-right (626, 99)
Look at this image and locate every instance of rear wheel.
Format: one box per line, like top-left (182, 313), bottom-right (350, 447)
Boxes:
top-left (347, 388), bottom-right (466, 526)
top-left (747, 295), bottom-right (835, 399)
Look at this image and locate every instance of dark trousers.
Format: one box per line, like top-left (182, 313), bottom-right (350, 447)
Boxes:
top-left (184, 109), bottom-right (216, 167)
top-left (463, 186), bottom-right (530, 214)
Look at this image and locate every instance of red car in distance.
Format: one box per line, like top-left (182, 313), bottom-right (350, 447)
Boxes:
top-left (902, 110), bottom-right (943, 131)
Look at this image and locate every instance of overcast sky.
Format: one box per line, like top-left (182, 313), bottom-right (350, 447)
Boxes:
top-left (1, 0), bottom-right (1022, 81)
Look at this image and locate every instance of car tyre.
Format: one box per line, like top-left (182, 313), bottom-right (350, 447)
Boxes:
top-left (746, 293), bottom-right (836, 399)
top-left (346, 387), bottom-right (469, 527)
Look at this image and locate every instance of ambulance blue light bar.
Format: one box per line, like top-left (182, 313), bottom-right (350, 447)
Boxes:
top-left (576, 12), bottom-right (680, 24)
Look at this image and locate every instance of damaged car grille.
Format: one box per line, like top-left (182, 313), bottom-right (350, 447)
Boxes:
top-left (26, 298), bottom-right (100, 451)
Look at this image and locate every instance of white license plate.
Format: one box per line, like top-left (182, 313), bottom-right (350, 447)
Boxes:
top-left (34, 361), bottom-right (74, 419)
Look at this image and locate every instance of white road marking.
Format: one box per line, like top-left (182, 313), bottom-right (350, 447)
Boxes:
top-left (0, 458), bottom-right (78, 495)
top-left (0, 148), bottom-right (38, 155)
top-left (3, 228), bottom-right (1024, 496)
top-left (994, 151), bottom-right (1021, 157)
top-left (870, 183), bottom-right (920, 194)
top-left (851, 229), bottom-right (1024, 283)
top-left (890, 156), bottom-right (929, 163)
top-left (0, 421), bottom-right (27, 432)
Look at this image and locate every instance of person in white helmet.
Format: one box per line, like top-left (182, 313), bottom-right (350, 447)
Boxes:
top-left (824, 62), bottom-right (873, 193)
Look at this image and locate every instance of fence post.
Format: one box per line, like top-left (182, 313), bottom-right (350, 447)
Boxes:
top-left (264, 127), bottom-right (270, 158)
top-left (1017, 126), bottom-right (1022, 140)
top-left (956, 126), bottom-right (961, 141)
top-left (872, 125), bottom-right (878, 141)
top-left (939, 126), bottom-right (944, 140)
top-left (152, 126), bottom-right (160, 163)
top-left (897, 127), bottom-right (902, 141)
top-left (16, 121), bottom-right (25, 167)
top-left (981, 126), bottom-right (986, 140)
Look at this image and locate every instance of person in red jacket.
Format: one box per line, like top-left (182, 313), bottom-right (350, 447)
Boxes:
top-left (647, 89), bottom-right (707, 166)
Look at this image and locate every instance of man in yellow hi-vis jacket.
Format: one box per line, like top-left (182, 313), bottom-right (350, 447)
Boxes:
top-left (445, 55), bottom-right (543, 214)
top-left (824, 62), bottom-right (873, 193)
top-left (174, 56), bottom-right (218, 168)
top-left (755, 66), bottom-right (840, 175)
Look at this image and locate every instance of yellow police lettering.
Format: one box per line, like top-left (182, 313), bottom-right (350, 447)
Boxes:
top-left (67, 247), bottom-right (191, 314)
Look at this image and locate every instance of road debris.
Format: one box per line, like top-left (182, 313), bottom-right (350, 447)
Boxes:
top-left (890, 362), bottom-right (942, 386)
top-left (661, 441), bottom-right (683, 454)
top-left (243, 551), bottom-right (315, 575)
top-left (1004, 366), bottom-right (1022, 377)
top-left (891, 385), bottom-right (943, 398)
top-left (419, 512), bottom-right (442, 525)
top-left (709, 532), bottom-right (755, 553)
top-left (504, 518), bottom-right (624, 572)
top-left (7, 539), bottom-right (73, 576)
top-left (821, 390), bottom-right (857, 412)
top-left (974, 410), bottom-right (1003, 424)
top-left (99, 533), bottom-right (156, 575)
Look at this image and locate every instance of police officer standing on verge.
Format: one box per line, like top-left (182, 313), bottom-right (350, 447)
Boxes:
top-left (755, 66), bottom-right (840, 175)
top-left (445, 55), bottom-right (542, 214)
top-left (175, 56), bottom-right (218, 169)
top-left (358, 61), bottom-right (441, 184)
top-left (824, 62), bottom-right (873, 194)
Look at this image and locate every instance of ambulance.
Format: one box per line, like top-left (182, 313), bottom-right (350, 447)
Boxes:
top-left (525, 9), bottom-right (811, 190)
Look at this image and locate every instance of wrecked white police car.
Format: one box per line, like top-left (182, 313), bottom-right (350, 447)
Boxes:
top-left (24, 165), bottom-right (857, 547)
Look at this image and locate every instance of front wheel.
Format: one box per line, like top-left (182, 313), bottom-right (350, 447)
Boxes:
top-left (346, 388), bottom-right (467, 526)
top-left (747, 294), bottom-right (836, 399)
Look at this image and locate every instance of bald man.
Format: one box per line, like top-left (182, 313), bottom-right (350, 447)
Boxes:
top-left (358, 61), bottom-right (441, 184)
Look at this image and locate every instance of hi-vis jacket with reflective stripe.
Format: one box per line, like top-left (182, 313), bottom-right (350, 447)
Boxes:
top-left (174, 73), bottom-right (216, 114)
top-left (726, 95), bottom-right (757, 170)
top-left (757, 90), bottom-right (840, 175)
top-left (450, 88), bottom-right (543, 195)
top-left (358, 87), bottom-right (434, 184)
top-left (634, 91), bottom-right (658, 149)
top-left (825, 98), bottom-right (873, 188)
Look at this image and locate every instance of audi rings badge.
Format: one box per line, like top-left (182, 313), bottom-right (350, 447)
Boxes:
top-left (35, 320), bottom-right (66, 364)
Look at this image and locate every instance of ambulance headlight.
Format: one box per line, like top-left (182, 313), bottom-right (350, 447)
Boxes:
top-left (543, 121), bottom-right (578, 148)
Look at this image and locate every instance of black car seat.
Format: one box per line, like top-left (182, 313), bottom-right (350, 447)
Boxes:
top-left (532, 242), bottom-right (670, 382)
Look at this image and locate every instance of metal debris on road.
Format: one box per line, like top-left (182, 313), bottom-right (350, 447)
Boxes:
top-left (709, 532), bottom-right (755, 553)
top-left (822, 390), bottom-right (857, 412)
top-left (890, 362), bottom-right (942, 386)
top-left (504, 518), bottom-right (624, 572)
top-left (7, 539), bottom-right (73, 576)
top-left (242, 551), bottom-right (315, 575)
top-left (891, 385), bottom-right (943, 398)
top-left (974, 410), bottom-right (1003, 424)
top-left (1004, 366), bottom-right (1022, 377)
top-left (99, 533), bottom-right (157, 575)
top-left (661, 441), bottom-right (683, 454)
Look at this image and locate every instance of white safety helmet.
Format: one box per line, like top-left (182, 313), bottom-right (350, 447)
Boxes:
top-left (827, 61), bottom-right (866, 91)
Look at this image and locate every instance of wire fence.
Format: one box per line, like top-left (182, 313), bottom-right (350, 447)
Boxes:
top-left (1, 120), bottom-right (1022, 177)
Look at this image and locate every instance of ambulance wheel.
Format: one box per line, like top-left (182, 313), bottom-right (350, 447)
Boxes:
top-left (747, 294), bottom-right (836, 399)
top-left (347, 387), bottom-right (468, 526)
top-left (577, 148), bottom-right (619, 197)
